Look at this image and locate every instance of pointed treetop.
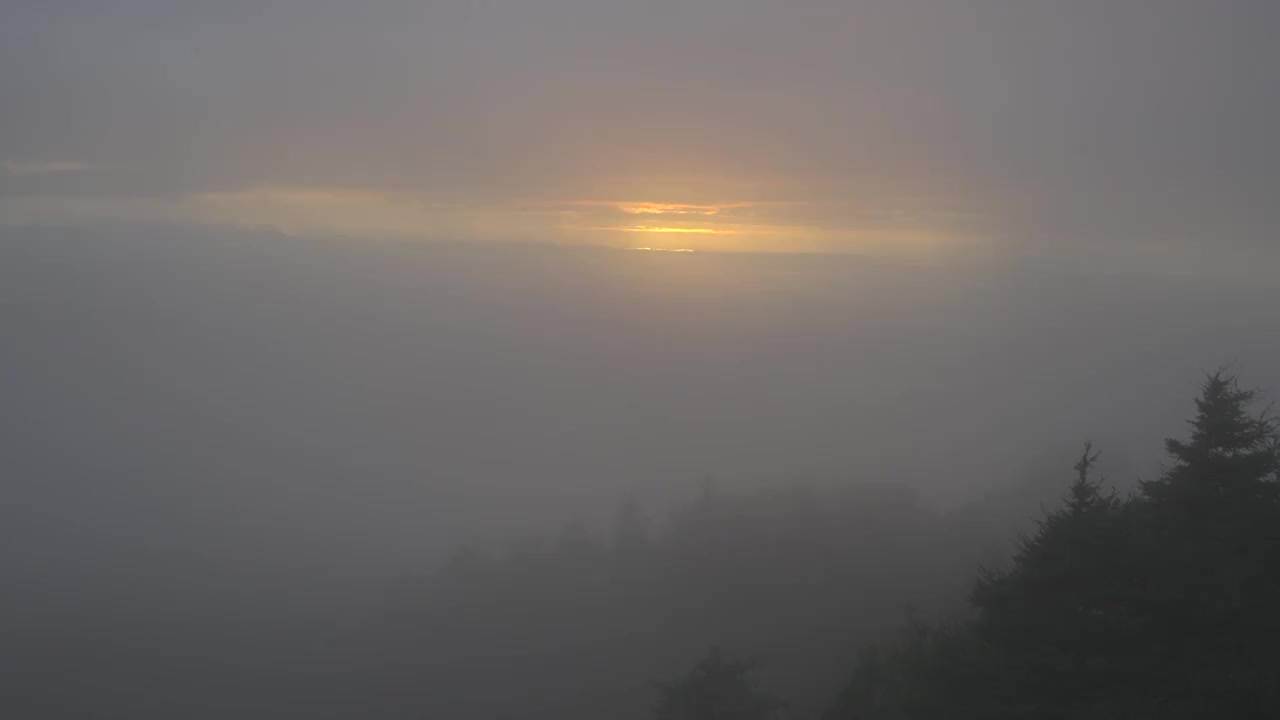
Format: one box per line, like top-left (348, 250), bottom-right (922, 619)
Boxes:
top-left (1146, 370), bottom-right (1280, 505)
top-left (1064, 441), bottom-right (1109, 514)
top-left (1175, 371), bottom-right (1274, 458)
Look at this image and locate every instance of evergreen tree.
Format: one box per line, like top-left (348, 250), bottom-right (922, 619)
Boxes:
top-left (1134, 372), bottom-right (1280, 712)
top-left (1142, 371), bottom-right (1279, 507)
top-left (968, 442), bottom-right (1134, 715)
top-left (828, 372), bottom-right (1280, 719)
top-left (972, 442), bottom-right (1121, 636)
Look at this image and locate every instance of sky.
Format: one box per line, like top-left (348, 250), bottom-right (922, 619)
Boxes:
top-left (3, 0), bottom-right (1278, 264)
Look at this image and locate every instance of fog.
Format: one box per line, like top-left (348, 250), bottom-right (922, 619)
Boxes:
top-left (4, 2), bottom-right (1280, 713)
top-left (6, 227), bottom-right (1272, 573)
top-left (3, 226), bottom-right (1278, 717)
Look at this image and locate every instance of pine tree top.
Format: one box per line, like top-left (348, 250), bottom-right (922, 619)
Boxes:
top-left (1143, 371), bottom-right (1280, 505)
top-left (1171, 371), bottom-right (1276, 459)
top-left (1064, 441), bottom-right (1111, 515)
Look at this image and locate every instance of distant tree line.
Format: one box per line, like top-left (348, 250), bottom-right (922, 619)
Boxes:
top-left (416, 466), bottom-right (983, 719)
top-left (414, 371), bottom-right (1278, 719)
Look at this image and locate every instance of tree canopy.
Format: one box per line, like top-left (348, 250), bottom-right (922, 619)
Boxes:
top-left (828, 371), bottom-right (1280, 719)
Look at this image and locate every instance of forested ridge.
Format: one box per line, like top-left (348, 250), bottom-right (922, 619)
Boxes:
top-left (417, 372), bottom-right (1280, 718)
top-left (826, 372), bottom-right (1280, 718)
top-left (9, 371), bottom-right (1274, 719)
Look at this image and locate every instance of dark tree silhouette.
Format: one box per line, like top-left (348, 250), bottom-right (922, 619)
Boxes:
top-left (828, 371), bottom-right (1280, 719)
top-left (1134, 372), bottom-right (1280, 713)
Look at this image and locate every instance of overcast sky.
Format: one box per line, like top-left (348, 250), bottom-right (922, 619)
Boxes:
top-left (3, 1), bottom-right (1277, 264)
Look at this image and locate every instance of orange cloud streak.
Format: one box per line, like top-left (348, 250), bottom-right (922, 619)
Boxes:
top-left (593, 225), bottom-right (738, 235)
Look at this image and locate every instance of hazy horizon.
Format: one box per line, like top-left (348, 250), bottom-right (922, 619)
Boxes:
top-left (5, 224), bottom-right (1276, 580)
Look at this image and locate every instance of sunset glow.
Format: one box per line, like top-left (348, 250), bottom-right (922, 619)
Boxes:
top-left (613, 202), bottom-right (748, 216)
top-left (601, 226), bottom-right (737, 235)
